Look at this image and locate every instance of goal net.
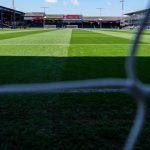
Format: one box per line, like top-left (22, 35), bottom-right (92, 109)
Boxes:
top-left (44, 25), bottom-right (57, 28)
top-left (66, 25), bottom-right (78, 28)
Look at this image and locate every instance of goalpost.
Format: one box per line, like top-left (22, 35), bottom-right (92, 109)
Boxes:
top-left (44, 25), bottom-right (57, 28)
top-left (66, 25), bottom-right (78, 28)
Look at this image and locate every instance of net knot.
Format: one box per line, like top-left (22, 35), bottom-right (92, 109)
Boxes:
top-left (128, 80), bottom-right (145, 100)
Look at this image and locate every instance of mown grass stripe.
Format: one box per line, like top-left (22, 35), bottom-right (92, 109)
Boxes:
top-left (88, 29), bottom-right (150, 44)
top-left (0, 29), bottom-right (72, 56)
top-left (68, 29), bottom-right (150, 57)
top-left (0, 29), bottom-right (54, 34)
top-left (102, 29), bottom-right (150, 35)
top-left (0, 29), bottom-right (57, 40)
top-left (70, 29), bottom-right (132, 44)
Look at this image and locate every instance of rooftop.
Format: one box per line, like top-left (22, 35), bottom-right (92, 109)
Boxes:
top-left (24, 12), bottom-right (45, 17)
top-left (125, 8), bottom-right (150, 15)
top-left (0, 6), bottom-right (24, 15)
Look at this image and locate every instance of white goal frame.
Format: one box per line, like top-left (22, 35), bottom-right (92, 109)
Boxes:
top-left (66, 25), bottom-right (78, 28)
top-left (44, 25), bottom-right (57, 28)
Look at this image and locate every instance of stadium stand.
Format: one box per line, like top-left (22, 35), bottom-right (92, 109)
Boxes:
top-left (1, 5), bottom-right (139, 29)
top-left (45, 14), bottom-right (64, 28)
top-left (24, 12), bottom-right (45, 28)
top-left (24, 12), bottom-right (124, 28)
top-left (0, 6), bottom-right (24, 28)
top-left (83, 16), bottom-right (122, 28)
top-left (124, 8), bottom-right (150, 29)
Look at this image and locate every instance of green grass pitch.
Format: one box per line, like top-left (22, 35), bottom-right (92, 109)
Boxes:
top-left (0, 29), bottom-right (150, 149)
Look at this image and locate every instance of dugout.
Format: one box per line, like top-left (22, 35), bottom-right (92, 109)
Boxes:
top-left (0, 6), bottom-right (24, 28)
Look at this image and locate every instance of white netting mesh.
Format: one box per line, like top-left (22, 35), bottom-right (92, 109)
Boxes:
top-left (0, 2), bottom-right (150, 150)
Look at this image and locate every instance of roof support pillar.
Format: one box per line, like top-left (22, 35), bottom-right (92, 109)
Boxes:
top-left (0, 9), bottom-right (4, 28)
top-left (13, 10), bottom-right (16, 28)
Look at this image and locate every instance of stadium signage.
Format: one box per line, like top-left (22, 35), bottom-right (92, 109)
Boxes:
top-left (63, 15), bottom-right (83, 20)
top-left (24, 16), bottom-right (44, 21)
top-left (24, 17), bottom-right (34, 20)
top-left (33, 17), bottom-right (44, 21)
top-left (45, 18), bottom-right (62, 21)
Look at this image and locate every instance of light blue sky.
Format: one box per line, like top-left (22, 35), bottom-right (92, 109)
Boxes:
top-left (0, 0), bottom-right (149, 16)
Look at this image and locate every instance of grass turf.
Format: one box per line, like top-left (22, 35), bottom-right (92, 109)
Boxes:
top-left (0, 29), bottom-right (56, 40)
top-left (0, 29), bottom-right (150, 150)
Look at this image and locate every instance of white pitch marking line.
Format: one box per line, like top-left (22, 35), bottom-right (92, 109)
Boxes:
top-left (0, 44), bottom-right (150, 46)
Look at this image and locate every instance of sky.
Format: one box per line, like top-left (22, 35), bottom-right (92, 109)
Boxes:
top-left (0, 0), bottom-right (149, 16)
